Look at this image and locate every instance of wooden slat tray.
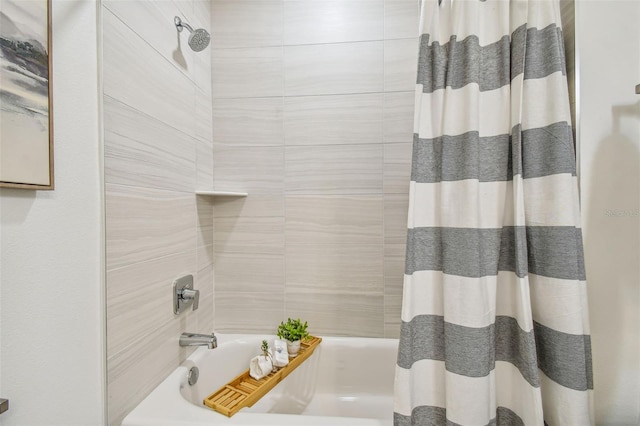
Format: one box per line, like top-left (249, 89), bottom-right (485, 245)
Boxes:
top-left (203, 336), bottom-right (322, 417)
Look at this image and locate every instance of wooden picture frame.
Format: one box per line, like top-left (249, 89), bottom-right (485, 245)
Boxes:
top-left (0, 0), bottom-right (54, 190)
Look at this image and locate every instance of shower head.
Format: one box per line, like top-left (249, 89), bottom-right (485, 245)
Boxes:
top-left (174, 16), bottom-right (211, 52)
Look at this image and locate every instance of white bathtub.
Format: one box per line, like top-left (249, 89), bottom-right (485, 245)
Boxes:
top-left (122, 334), bottom-right (398, 426)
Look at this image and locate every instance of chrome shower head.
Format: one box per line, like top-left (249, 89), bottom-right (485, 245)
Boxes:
top-left (188, 28), bottom-right (211, 52)
top-left (174, 16), bottom-right (211, 52)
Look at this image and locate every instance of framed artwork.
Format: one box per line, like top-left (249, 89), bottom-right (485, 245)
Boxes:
top-left (0, 0), bottom-right (53, 190)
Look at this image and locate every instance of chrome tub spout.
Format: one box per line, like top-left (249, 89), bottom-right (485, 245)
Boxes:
top-left (179, 332), bottom-right (217, 349)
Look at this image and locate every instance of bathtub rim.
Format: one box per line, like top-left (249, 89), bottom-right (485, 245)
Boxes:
top-left (121, 333), bottom-right (399, 426)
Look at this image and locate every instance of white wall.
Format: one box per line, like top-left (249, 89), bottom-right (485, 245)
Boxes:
top-left (578, 1), bottom-right (640, 424)
top-left (0, 1), bottom-right (105, 425)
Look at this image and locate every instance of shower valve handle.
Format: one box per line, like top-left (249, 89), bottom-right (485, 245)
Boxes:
top-left (173, 275), bottom-right (199, 314)
top-left (180, 288), bottom-right (199, 311)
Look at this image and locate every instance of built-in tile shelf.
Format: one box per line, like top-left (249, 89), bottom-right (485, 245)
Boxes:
top-left (195, 190), bottom-right (249, 197)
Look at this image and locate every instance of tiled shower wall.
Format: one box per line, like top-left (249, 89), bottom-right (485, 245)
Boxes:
top-left (102, 1), bottom-right (214, 424)
top-left (210, 0), bottom-right (419, 338)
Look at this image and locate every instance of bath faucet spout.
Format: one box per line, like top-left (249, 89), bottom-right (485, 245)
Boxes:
top-left (179, 332), bottom-right (217, 349)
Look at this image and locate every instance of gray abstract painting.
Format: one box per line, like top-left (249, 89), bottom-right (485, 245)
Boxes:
top-left (0, 0), bottom-right (52, 188)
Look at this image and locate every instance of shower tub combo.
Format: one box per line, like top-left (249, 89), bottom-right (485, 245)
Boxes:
top-left (122, 334), bottom-right (398, 426)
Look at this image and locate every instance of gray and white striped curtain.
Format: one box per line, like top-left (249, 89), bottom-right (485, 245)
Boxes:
top-left (394, 0), bottom-right (593, 425)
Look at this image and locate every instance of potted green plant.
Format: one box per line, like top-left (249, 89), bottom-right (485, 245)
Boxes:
top-left (276, 318), bottom-right (310, 357)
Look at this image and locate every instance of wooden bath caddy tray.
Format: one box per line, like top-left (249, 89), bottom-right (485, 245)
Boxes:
top-left (203, 336), bottom-right (322, 417)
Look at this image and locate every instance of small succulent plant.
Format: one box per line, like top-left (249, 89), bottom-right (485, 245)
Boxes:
top-left (276, 318), bottom-right (310, 342)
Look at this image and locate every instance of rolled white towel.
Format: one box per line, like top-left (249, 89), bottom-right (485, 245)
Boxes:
top-left (249, 355), bottom-right (273, 380)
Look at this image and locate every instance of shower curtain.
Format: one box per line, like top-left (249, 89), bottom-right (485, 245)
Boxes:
top-left (394, 0), bottom-right (593, 425)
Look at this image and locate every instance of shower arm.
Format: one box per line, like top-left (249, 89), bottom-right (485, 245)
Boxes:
top-left (174, 16), bottom-right (194, 34)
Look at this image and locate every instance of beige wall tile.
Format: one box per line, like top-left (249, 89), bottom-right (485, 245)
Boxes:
top-left (196, 139), bottom-right (214, 191)
top-left (215, 291), bottom-right (285, 333)
top-left (212, 47), bottom-right (284, 98)
top-left (284, 0), bottom-right (383, 45)
top-left (200, 0), bottom-right (422, 343)
top-left (383, 194), bottom-right (407, 319)
top-left (384, 91), bottom-right (415, 143)
top-left (106, 185), bottom-right (196, 270)
top-left (384, 292), bottom-right (402, 338)
top-left (384, 250), bottom-right (405, 292)
top-left (192, 0), bottom-right (212, 30)
top-left (285, 244), bottom-right (383, 292)
top-left (197, 263), bottom-right (214, 299)
top-left (107, 317), bottom-right (196, 425)
top-left (103, 9), bottom-right (196, 137)
top-left (384, 194), bottom-right (408, 308)
top-left (213, 194), bottom-right (284, 218)
top-left (194, 51), bottom-right (213, 97)
top-left (103, 0), bottom-right (195, 81)
top-left (384, 38), bottom-right (418, 92)
top-left (384, 0), bottom-right (420, 40)
top-left (383, 142), bottom-right (412, 194)
top-left (197, 196), bottom-right (214, 248)
top-left (213, 146), bottom-right (284, 194)
top-left (195, 89), bottom-right (214, 143)
top-left (285, 195), bottom-right (384, 246)
top-left (285, 289), bottom-right (384, 337)
top-left (384, 194), bottom-right (409, 243)
top-left (104, 1), bottom-right (215, 422)
top-left (104, 97), bottom-right (196, 192)
top-left (214, 216), bottom-right (285, 254)
top-left (385, 238), bottom-right (406, 263)
top-left (106, 250), bottom-right (197, 359)
top-left (384, 249), bottom-right (406, 308)
top-left (213, 98), bottom-right (284, 147)
top-left (214, 253), bottom-right (285, 292)
top-left (195, 47), bottom-right (214, 193)
top-left (173, 0), bottom-right (192, 23)
top-left (285, 144), bottom-right (383, 195)
top-left (198, 243), bottom-right (214, 272)
top-left (284, 93), bottom-right (383, 146)
top-left (183, 2), bottom-right (213, 95)
top-left (284, 42), bottom-right (383, 96)
top-left (197, 292), bottom-right (215, 334)
top-left (196, 262), bottom-right (215, 333)
top-left (186, 0), bottom-right (212, 90)
top-left (211, 0), bottom-right (283, 48)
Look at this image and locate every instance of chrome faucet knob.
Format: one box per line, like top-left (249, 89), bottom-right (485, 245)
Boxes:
top-left (180, 288), bottom-right (199, 311)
